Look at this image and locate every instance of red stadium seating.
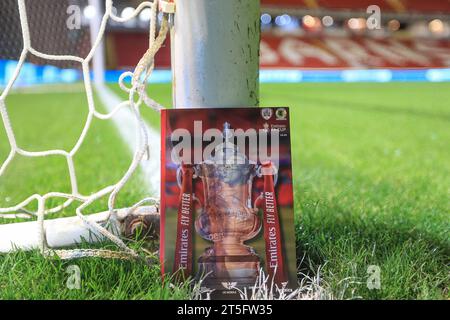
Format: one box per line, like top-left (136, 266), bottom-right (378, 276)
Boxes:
top-left (261, 0), bottom-right (450, 14)
top-left (405, 0), bottom-right (450, 14)
top-left (260, 34), bottom-right (450, 69)
top-left (108, 31), bottom-right (450, 70)
top-left (108, 1), bottom-right (450, 70)
top-left (262, 0), bottom-right (311, 9)
top-left (318, 0), bottom-right (391, 11)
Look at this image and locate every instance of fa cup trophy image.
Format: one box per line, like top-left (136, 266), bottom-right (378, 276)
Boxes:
top-left (194, 123), bottom-right (262, 288)
top-left (164, 107), bottom-right (295, 298)
top-left (173, 121), bottom-right (287, 291)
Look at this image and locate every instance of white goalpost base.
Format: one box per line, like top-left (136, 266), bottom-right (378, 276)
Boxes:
top-left (0, 206), bottom-right (159, 253)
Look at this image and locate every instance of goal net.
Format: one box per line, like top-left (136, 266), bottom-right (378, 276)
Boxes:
top-left (0, 0), bottom-right (169, 259)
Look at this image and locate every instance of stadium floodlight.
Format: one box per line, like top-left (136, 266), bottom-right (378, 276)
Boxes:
top-left (302, 15), bottom-right (321, 31)
top-left (261, 13), bottom-right (272, 25)
top-left (388, 19), bottom-right (401, 31)
top-left (283, 14), bottom-right (292, 25)
top-left (348, 18), bottom-right (367, 30)
top-left (275, 14), bottom-right (291, 27)
top-left (302, 15), bottom-right (315, 28)
top-left (322, 16), bottom-right (334, 27)
top-left (274, 16), bottom-right (282, 26)
top-left (429, 19), bottom-right (444, 34)
top-left (121, 6), bottom-right (135, 19)
top-left (139, 8), bottom-right (152, 22)
top-left (83, 5), bottom-right (96, 19)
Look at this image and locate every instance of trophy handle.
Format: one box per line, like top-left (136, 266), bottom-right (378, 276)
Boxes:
top-left (177, 165), bottom-right (204, 211)
top-left (254, 194), bottom-right (263, 210)
top-left (176, 165), bottom-right (199, 188)
top-left (254, 162), bottom-right (278, 209)
top-left (256, 162), bottom-right (278, 186)
top-left (192, 194), bottom-right (204, 213)
top-left (176, 166), bottom-right (182, 188)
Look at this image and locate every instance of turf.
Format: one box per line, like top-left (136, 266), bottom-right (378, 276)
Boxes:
top-left (0, 86), bottom-right (148, 212)
top-left (0, 86), bottom-right (188, 299)
top-left (269, 83), bottom-right (449, 299)
top-left (0, 82), bottom-right (449, 299)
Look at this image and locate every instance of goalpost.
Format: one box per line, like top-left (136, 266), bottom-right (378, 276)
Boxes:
top-left (89, 0), bottom-right (106, 86)
top-left (0, 0), bottom-right (261, 259)
top-left (172, 0), bottom-right (260, 108)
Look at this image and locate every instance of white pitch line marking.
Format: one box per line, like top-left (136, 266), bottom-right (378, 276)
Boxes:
top-left (4, 83), bottom-right (86, 95)
top-left (94, 84), bottom-right (160, 196)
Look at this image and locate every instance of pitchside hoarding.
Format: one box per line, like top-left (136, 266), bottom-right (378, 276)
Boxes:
top-left (109, 33), bottom-right (450, 70)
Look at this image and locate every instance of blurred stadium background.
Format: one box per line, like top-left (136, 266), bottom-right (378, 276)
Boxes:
top-left (1, 0), bottom-right (450, 85)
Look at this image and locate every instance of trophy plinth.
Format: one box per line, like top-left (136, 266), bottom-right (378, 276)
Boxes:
top-left (194, 124), bottom-right (262, 289)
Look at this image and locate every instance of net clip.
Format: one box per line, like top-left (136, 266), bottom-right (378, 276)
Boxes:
top-left (159, 0), bottom-right (176, 14)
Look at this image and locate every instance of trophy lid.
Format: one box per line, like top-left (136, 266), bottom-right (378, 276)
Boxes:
top-left (205, 122), bottom-right (251, 165)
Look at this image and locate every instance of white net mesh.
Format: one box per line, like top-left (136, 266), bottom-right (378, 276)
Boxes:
top-left (0, 0), bottom-right (92, 68)
top-left (0, 0), bottom-right (168, 259)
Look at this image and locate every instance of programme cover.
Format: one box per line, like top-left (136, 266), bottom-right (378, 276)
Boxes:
top-left (160, 107), bottom-right (297, 299)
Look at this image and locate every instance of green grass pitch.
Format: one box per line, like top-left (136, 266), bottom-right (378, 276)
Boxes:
top-left (0, 82), bottom-right (448, 299)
